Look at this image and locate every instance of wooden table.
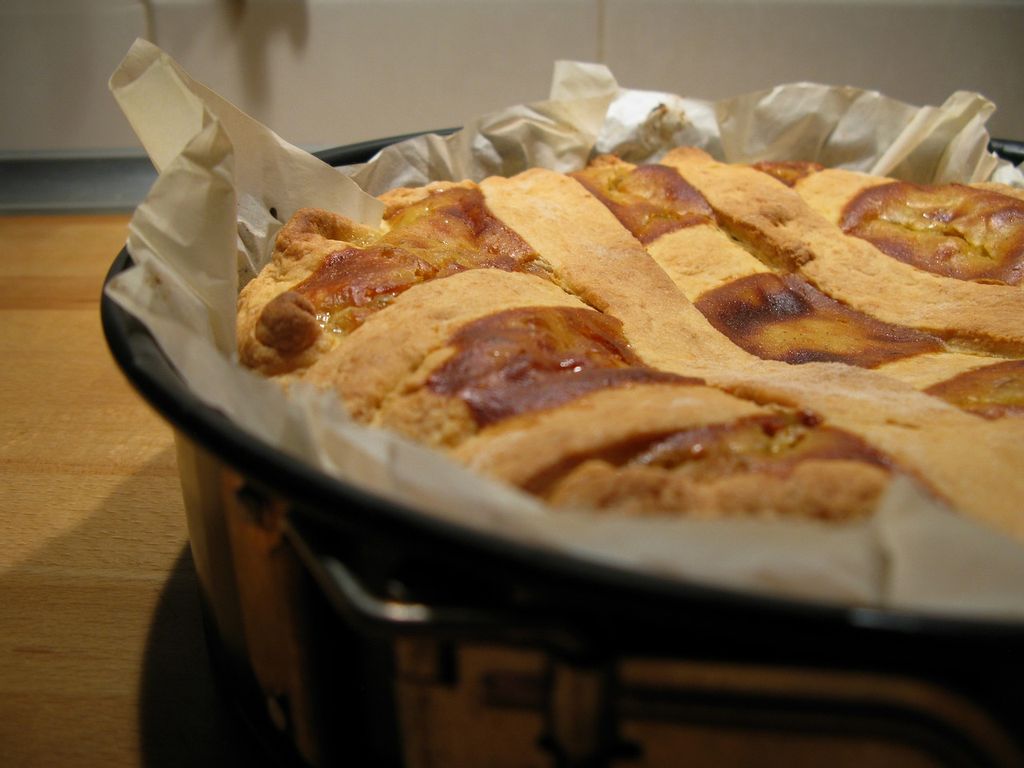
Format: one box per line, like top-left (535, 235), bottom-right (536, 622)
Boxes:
top-left (0, 215), bottom-right (270, 767)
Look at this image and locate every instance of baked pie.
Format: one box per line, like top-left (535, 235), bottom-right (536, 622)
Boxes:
top-left (237, 150), bottom-right (1024, 538)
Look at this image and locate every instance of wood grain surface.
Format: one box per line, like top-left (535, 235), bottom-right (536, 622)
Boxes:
top-left (0, 215), bottom-right (269, 767)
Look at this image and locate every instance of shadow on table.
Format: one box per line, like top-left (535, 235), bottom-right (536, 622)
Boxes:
top-left (138, 544), bottom-right (274, 768)
top-left (0, 445), bottom-right (277, 766)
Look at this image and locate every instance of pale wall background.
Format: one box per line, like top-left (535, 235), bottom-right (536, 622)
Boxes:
top-left (2, 0), bottom-right (1021, 155)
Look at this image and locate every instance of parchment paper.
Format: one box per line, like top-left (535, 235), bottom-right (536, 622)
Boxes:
top-left (106, 39), bottom-right (1024, 621)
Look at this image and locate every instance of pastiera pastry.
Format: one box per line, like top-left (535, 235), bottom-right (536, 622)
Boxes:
top-left (237, 152), bottom-right (1024, 539)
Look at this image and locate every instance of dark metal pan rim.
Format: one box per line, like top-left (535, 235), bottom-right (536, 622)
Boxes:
top-left (100, 131), bottom-right (1024, 644)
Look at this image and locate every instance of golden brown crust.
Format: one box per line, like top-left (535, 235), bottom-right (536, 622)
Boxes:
top-left (453, 384), bottom-right (766, 487)
top-left (792, 168), bottom-right (888, 225)
top-left (237, 207), bottom-right (380, 375)
top-left (694, 273), bottom-right (945, 368)
top-left (972, 181), bottom-right (1024, 204)
top-left (646, 225), bottom-right (771, 301)
top-left (237, 153), bottom-right (1024, 540)
top-left (661, 147), bottom-right (1024, 355)
top-left (749, 160), bottom-right (825, 188)
top-left (546, 459), bottom-right (888, 521)
top-left (572, 154), bottom-right (1015, 389)
top-left (238, 183), bottom-right (553, 375)
top-left (377, 179), bottom-right (475, 217)
top-left (479, 168), bottom-right (755, 371)
top-left (692, 360), bottom-right (1024, 539)
top-left (873, 351), bottom-right (1005, 389)
top-left (301, 268), bottom-right (586, 429)
top-left (841, 182), bottom-right (1024, 284)
top-left (924, 359), bottom-right (1024, 419)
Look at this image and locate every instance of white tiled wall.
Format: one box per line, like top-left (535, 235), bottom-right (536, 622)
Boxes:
top-left (1, 0), bottom-right (147, 153)
top-left (1, 0), bottom-right (1020, 155)
top-left (145, 0), bottom-right (600, 149)
top-left (603, 0), bottom-right (1023, 137)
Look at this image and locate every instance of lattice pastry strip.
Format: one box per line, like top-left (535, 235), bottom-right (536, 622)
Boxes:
top-left (574, 151), bottom-right (1024, 419)
top-left (236, 166), bottom-right (1024, 536)
top-left (659, 148), bottom-right (1024, 356)
top-left (787, 165), bottom-right (1024, 408)
top-left (491, 165), bottom-right (1024, 536)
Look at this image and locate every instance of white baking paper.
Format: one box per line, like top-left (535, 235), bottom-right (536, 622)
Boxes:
top-left (106, 39), bottom-right (1024, 622)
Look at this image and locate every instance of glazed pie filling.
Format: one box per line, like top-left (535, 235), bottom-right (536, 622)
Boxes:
top-left (426, 306), bottom-right (698, 427)
top-left (520, 410), bottom-right (892, 521)
top-left (574, 155), bottom-right (1024, 412)
top-left (255, 185), bottom-right (551, 354)
top-left (748, 160), bottom-right (825, 188)
top-left (237, 149), bottom-right (1024, 525)
top-left (693, 273), bottom-right (943, 368)
top-left (924, 360), bottom-right (1024, 419)
top-left (841, 182), bottom-right (1024, 284)
top-left (572, 161), bottom-right (714, 244)
top-left (421, 307), bottom-right (892, 518)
